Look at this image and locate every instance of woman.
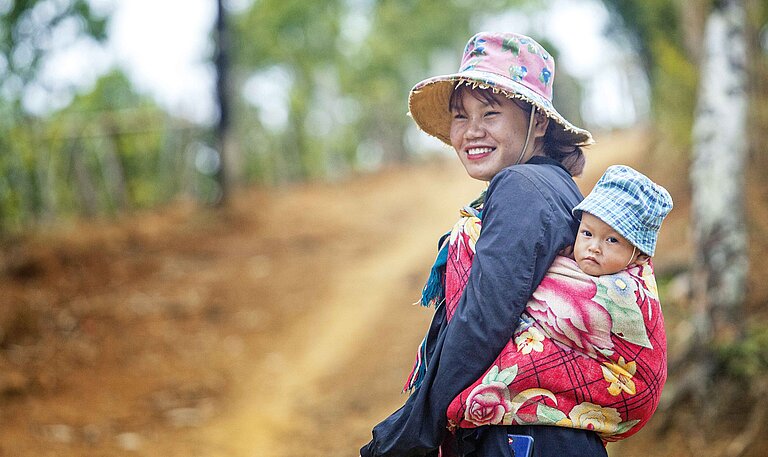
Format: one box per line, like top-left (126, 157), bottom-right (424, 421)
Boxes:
top-left (360, 32), bottom-right (603, 457)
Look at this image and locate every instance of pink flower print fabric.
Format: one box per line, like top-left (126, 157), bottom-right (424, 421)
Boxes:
top-left (444, 248), bottom-right (667, 441)
top-left (527, 262), bottom-right (614, 359)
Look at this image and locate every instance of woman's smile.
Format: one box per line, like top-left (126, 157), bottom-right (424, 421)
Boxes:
top-left (465, 146), bottom-right (495, 159)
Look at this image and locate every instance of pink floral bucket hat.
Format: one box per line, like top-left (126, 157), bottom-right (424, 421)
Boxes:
top-left (408, 31), bottom-right (593, 146)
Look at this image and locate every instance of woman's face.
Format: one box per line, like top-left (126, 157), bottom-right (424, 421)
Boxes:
top-left (449, 89), bottom-right (547, 182)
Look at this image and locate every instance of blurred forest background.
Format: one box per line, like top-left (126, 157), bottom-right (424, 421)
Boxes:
top-left (0, 0), bottom-right (767, 456)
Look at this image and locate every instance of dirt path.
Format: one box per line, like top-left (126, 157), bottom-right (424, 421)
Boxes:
top-left (195, 161), bottom-right (485, 456)
top-left (0, 131), bottom-right (668, 457)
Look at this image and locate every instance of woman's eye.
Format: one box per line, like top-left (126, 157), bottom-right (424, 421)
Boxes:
top-left (484, 111), bottom-right (500, 117)
top-left (452, 112), bottom-right (466, 120)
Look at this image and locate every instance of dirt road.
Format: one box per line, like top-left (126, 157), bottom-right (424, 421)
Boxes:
top-left (193, 160), bottom-right (486, 456)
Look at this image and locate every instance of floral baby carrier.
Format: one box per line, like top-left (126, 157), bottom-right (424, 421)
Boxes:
top-left (406, 197), bottom-right (667, 442)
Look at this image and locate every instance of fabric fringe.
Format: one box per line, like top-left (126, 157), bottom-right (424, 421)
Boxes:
top-left (405, 239), bottom-right (449, 392)
top-left (418, 238), bottom-right (449, 308)
top-left (403, 334), bottom-right (428, 392)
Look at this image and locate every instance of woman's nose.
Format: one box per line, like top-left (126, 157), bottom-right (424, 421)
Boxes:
top-left (464, 117), bottom-right (485, 139)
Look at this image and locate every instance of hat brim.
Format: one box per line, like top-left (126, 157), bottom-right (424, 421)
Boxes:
top-left (408, 70), bottom-right (594, 147)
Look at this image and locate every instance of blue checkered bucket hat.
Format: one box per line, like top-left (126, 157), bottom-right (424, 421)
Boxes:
top-left (573, 165), bottom-right (673, 256)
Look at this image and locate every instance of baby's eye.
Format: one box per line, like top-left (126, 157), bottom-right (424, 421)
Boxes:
top-left (607, 236), bottom-right (619, 244)
top-left (580, 230), bottom-right (592, 237)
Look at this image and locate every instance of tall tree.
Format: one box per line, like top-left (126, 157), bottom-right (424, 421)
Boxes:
top-left (214, 0), bottom-right (232, 205)
top-left (690, 0), bottom-right (748, 351)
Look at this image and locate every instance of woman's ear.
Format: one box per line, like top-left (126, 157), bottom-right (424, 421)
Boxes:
top-left (534, 111), bottom-right (549, 137)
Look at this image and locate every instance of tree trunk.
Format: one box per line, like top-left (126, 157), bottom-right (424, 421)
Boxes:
top-left (70, 143), bottom-right (99, 218)
top-left (675, 0), bottom-right (708, 64)
top-left (690, 0), bottom-right (748, 348)
top-left (214, 0), bottom-right (231, 205)
top-left (285, 69), bottom-right (314, 181)
top-left (35, 127), bottom-right (58, 223)
top-left (102, 128), bottom-right (129, 213)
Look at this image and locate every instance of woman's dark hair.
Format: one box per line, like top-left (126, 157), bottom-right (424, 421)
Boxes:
top-left (449, 86), bottom-right (586, 176)
top-left (542, 121), bottom-right (586, 177)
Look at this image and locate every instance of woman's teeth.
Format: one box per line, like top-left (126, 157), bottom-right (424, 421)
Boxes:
top-left (467, 147), bottom-right (493, 156)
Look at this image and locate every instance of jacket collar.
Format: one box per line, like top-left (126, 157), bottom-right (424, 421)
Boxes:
top-left (526, 155), bottom-right (571, 175)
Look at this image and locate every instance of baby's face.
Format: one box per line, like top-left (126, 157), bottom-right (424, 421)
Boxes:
top-left (574, 212), bottom-right (640, 276)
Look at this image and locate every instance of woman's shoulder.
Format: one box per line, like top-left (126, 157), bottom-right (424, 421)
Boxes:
top-left (488, 162), bottom-right (578, 199)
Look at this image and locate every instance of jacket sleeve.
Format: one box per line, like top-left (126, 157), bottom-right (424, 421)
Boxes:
top-left (361, 167), bottom-right (576, 457)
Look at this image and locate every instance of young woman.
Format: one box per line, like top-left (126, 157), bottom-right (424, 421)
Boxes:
top-left (361, 32), bottom-right (605, 457)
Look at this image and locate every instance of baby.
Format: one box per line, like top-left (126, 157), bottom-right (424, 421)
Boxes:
top-left (572, 164), bottom-right (672, 276)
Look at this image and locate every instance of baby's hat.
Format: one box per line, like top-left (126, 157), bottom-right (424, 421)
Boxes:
top-left (573, 165), bottom-right (673, 256)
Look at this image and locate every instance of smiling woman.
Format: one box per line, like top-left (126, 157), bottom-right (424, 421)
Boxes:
top-left (360, 31), bottom-right (609, 457)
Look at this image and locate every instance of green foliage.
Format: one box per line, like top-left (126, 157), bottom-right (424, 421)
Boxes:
top-left (651, 38), bottom-right (698, 147)
top-left (0, 0), bottom-right (107, 107)
top-left (235, 0), bottom-right (342, 67)
top-left (601, 0), bottom-right (767, 152)
top-left (70, 72), bottom-right (176, 207)
top-left (0, 0), bottom-right (111, 229)
top-left (231, 0), bottom-right (345, 180)
top-left (230, 0), bottom-right (522, 181)
top-left (716, 324), bottom-right (768, 380)
top-left (600, 0), bottom-right (697, 146)
top-left (0, 69), bottom-right (210, 231)
top-left (601, 0), bottom-right (684, 74)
